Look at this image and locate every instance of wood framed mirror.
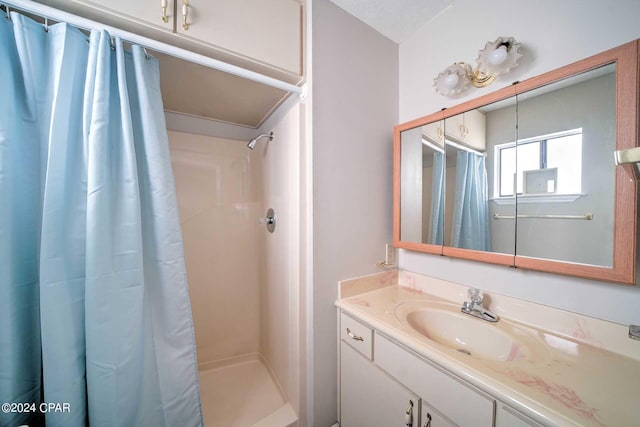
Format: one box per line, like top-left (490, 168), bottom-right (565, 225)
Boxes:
top-left (393, 40), bottom-right (638, 284)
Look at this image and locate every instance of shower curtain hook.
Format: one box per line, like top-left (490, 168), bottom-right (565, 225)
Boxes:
top-left (110, 36), bottom-right (116, 51)
top-left (44, 17), bottom-right (49, 32)
top-left (143, 48), bottom-right (150, 60)
top-left (5, 5), bottom-right (11, 21)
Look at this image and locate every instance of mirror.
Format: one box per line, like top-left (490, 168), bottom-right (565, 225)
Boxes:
top-left (443, 98), bottom-right (517, 260)
top-left (399, 120), bottom-right (445, 247)
top-left (515, 64), bottom-right (616, 267)
top-left (394, 40), bottom-right (638, 284)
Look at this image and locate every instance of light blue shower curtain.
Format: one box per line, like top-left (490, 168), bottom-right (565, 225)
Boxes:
top-left (451, 151), bottom-right (491, 251)
top-left (0, 12), bottom-right (202, 427)
top-left (427, 152), bottom-right (444, 245)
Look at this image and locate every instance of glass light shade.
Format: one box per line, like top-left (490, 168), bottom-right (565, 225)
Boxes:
top-left (444, 73), bottom-right (459, 88)
top-left (434, 63), bottom-right (471, 96)
top-left (476, 36), bottom-right (523, 76)
top-left (489, 45), bottom-right (508, 65)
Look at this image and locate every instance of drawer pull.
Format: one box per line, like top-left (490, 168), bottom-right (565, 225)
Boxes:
top-left (161, 0), bottom-right (168, 23)
top-left (424, 413), bottom-right (432, 427)
top-left (346, 328), bottom-right (364, 342)
top-left (182, 0), bottom-right (190, 30)
top-left (405, 400), bottom-right (414, 426)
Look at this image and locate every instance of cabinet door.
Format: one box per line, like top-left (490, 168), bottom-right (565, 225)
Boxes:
top-left (495, 403), bottom-right (544, 427)
top-left (375, 333), bottom-right (495, 427)
top-left (422, 121), bottom-right (445, 146)
top-left (70, 0), bottom-right (175, 32)
top-left (341, 342), bottom-right (419, 427)
top-left (421, 402), bottom-right (455, 427)
top-left (444, 109), bottom-right (486, 151)
top-left (177, 0), bottom-right (302, 74)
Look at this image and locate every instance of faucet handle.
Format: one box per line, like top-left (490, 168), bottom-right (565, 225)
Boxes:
top-left (468, 288), bottom-right (483, 304)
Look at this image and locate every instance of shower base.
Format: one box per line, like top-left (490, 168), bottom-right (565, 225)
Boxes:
top-left (198, 354), bottom-right (297, 427)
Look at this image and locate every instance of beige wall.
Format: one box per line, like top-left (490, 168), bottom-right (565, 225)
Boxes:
top-left (169, 131), bottom-right (264, 365)
top-left (260, 104), bottom-right (302, 414)
top-left (311, 1), bottom-right (399, 425)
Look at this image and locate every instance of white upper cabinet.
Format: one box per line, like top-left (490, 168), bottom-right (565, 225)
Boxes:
top-left (177, 0), bottom-right (302, 75)
top-left (34, 0), bottom-right (303, 79)
top-left (70, 0), bottom-right (175, 32)
top-left (444, 109), bottom-right (486, 151)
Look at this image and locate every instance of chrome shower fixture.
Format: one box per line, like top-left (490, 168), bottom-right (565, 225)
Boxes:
top-left (247, 131), bottom-right (274, 150)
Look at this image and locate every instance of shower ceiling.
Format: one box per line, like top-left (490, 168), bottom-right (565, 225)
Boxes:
top-left (156, 52), bottom-right (291, 129)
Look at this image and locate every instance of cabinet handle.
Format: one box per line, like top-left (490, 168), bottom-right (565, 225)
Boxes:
top-left (424, 413), bottom-right (432, 427)
top-left (182, 0), bottom-right (189, 30)
top-left (459, 124), bottom-right (469, 138)
top-left (405, 400), bottom-right (414, 426)
top-left (345, 328), bottom-right (364, 342)
top-left (161, 0), bottom-right (168, 23)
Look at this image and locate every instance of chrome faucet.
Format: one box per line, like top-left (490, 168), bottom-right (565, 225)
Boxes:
top-left (461, 288), bottom-right (499, 323)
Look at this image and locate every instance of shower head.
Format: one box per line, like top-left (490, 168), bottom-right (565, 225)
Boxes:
top-left (247, 131), bottom-right (274, 150)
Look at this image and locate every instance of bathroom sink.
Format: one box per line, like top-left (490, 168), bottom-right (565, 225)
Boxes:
top-left (395, 301), bottom-right (530, 362)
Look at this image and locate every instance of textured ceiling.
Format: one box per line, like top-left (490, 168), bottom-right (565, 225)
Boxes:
top-left (328, 0), bottom-right (453, 43)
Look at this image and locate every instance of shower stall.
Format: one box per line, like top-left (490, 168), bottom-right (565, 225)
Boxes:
top-left (168, 104), bottom-right (303, 427)
top-left (0, 1), bottom-right (306, 425)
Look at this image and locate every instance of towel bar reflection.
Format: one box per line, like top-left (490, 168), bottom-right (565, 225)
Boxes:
top-left (493, 213), bottom-right (593, 220)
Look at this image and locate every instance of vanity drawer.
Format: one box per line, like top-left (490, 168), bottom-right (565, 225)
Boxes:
top-left (375, 332), bottom-right (495, 427)
top-left (340, 312), bottom-right (373, 359)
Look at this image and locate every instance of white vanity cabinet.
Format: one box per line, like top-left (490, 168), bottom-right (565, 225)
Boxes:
top-left (340, 312), bottom-right (420, 426)
top-left (495, 403), bottom-right (544, 427)
top-left (421, 402), bottom-right (456, 427)
top-left (375, 333), bottom-right (495, 427)
top-left (339, 310), bottom-right (496, 427)
top-left (340, 342), bottom-right (420, 427)
top-left (32, 0), bottom-right (303, 78)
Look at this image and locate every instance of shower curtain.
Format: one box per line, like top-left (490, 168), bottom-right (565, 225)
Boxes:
top-left (0, 12), bottom-right (202, 427)
top-left (427, 152), bottom-right (444, 245)
top-left (451, 151), bottom-right (491, 251)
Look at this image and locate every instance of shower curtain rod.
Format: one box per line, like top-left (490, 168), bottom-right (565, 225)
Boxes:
top-left (1, 0), bottom-right (306, 98)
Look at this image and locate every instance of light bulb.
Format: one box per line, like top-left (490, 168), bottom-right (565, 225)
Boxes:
top-left (489, 45), bottom-right (508, 65)
top-left (444, 73), bottom-right (459, 89)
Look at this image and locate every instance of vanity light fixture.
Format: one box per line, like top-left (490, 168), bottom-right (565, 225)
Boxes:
top-left (433, 36), bottom-right (523, 96)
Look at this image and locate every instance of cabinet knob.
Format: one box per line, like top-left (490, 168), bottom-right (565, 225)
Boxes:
top-left (161, 0), bottom-right (168, 23)
top-left (405, 400), bottom-right (413, 426)
top-left (182, 0), bottom-right (190, 30)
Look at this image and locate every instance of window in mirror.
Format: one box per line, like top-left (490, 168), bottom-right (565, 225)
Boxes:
top-left (495, 128), bottom-right (583, 197)
top-left (515, 63), bottom-right (616, 267)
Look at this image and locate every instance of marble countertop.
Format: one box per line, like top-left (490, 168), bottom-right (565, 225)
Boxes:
top-left (336, 271), bottom-right (640, 427)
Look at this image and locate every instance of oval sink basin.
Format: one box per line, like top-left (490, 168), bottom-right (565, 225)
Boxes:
top-left (395, 301), bottom-right (531, 362)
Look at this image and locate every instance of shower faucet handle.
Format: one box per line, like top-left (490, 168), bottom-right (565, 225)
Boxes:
top-left (258, 208), bottom-right (276, 233)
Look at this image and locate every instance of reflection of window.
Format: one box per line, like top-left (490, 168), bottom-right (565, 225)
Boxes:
top-left (495, 129), bottom-right (582, 197)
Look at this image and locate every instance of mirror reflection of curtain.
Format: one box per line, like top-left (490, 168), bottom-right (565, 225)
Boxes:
top-left (427, 152), bottom-right (444, 245)
top-left (451, 151), bottom-right (491, 251)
